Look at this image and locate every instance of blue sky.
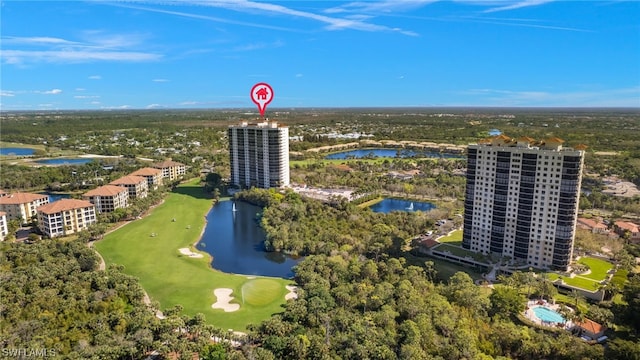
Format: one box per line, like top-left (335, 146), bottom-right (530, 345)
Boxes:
top-left (1, 0), bottom-right (639, 110)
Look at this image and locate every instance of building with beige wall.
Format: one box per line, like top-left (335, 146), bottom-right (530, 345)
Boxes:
top-left (129, 167), bottom-right (163, 190)
top-left (152, 160), bottom-right (186, 181)
top-left (0, 192), bottom-right (49, 224)
top-left (110, 175), bottom-right (149, 199)
top-left (0, 211), bottom-right (8, 241)
top-left (83, 185), bottom-right (129, 213)
top-left (463, 135), bottom-right (585, 271)
top-left (37, 199), bottom-right (97, 238)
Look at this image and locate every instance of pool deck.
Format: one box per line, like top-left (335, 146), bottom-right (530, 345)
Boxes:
top-left (524, 300), bottom-right (573, 330)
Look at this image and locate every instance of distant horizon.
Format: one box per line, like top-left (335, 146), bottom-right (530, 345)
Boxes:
top-left (2, 1), bottom-right (638, 110)
top-left (2, 105), bottom-right (639, 114)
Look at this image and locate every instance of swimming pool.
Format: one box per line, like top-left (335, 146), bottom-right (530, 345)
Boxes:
top-left (532, 306), bottom-right (565, 323)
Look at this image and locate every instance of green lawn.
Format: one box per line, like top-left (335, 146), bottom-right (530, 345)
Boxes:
top-left (548, 273), bottom-right (600, 291)
top-left (356, 197), bottom-right (384, 208)
top-left (403, 252), bottom-right (484, 281)
top-left (438, 229), bottom-right (463, 246)
top-left (95, 180), bottom-right (291, 331)
top-left (435, 243), bottom-right (487, 262)
top-left (577, 256), bottom-right (613, 281)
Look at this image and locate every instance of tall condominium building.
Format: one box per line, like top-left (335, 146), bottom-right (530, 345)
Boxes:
top-left (462, 135), bottom-right (585, 271)
top-left (228, 121), bottom-right (290, 188)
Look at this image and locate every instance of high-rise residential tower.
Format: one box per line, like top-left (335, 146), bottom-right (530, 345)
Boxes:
top-left (462, 135), bottom-right (585, 271)
top-left (228, 121), bottom-right (290, 189)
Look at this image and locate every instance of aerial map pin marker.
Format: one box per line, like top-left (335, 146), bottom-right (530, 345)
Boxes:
top-left (250, 82), bottom-right (274, 117)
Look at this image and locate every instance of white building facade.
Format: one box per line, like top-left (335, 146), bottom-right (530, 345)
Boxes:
top-left (37, 199), bottom-right (97, 238)
top-left (462, 136), bottom-right (585, 271)
top-left (0, 211), bottom-right (8, 241)
top-left (228, 121), bottom-right (290, 188)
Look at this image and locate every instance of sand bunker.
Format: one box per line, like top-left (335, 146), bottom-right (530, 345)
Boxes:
top-left (178, 247), bottom-right (203, 258)
top-left (212, 288), bottom-right (240, 312)
top-left (285, 285), bottom-right (298, 300)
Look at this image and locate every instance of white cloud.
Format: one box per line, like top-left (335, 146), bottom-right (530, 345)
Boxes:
top-left (232, 40), bottom-right (284, 52)
top-left (89, 75), bottom-right (102, 80)
top-left (295, 73), bottom-right (303, 78)
top-left (40, 89), bottom-right (63, 95)
top-left (76, 88), bottom-right (86, 91)
top-left (1, 36), bottom-right (79, 45)
top-left (2, 32), bottom-right (161, 65)
top-left (121, 1), bottom-right (418, 36)
top-left (152, 79), bottom-right (170, 82)
top-left (146, 103), bottom-right (164, 109)
top-left (482, 0), bottom-right (554, 13)
top-left (0, 91), bottom-right (15, 97)
top-left (3, 50), bottom-right (161, 64)
top-left (74, 95), bottom-right (100, 99)
top-left (326, 0), bottom-right (437, 14)
top-left (461, 86), bottom-right (640, 107)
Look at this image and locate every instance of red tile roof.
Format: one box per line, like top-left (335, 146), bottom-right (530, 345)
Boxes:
top-left (0, 211), bottom-right (6, 217)
top-left (577, 218), bottom-right (607, 230)
top-left (37, 199), bottom-right (94, 214)
top-left (84, 185), bottom-right (128, 197)
top-left (576, 318), bottom-right (605, 335)
top-left (130, 167), bottom-right (162, 176)
top-left (110, 175), bottom-right (147, 185)
top-left (0, 192), bottom-right (48, 205)
top-left (616, 221), bottom-right (639, 233)
top-left (546, 137), bottom-right (565, 143)
top-left (153, 160), bottom-right (185, 168)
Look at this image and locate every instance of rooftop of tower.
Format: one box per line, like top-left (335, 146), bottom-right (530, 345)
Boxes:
top-left (474, 135), bottom-right (587, 151)
top-left (230, 120), bottom-right (287, 128)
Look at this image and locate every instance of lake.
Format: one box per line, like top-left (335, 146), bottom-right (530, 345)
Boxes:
top-left (325, 148), bottom-right (462, 160)
top-left (369, 198), bottom-right (436, 213)
top-left (0, 147), bottom-right (36, 156)
top-left (35, 158), bottom-right (92, 165)
top-left (198, 200), bottom-right (301, 278)
top-left (39, 192), bottom-right (71, 203)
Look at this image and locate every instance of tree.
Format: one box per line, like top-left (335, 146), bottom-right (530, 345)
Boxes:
top-left (489, 286), bottom-right (525, 319)
top-left (605, 338), bottom-right (640, 360)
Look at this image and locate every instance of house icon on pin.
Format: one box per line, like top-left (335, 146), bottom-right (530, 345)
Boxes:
top-left (255, 87), bottom-right (269, 100)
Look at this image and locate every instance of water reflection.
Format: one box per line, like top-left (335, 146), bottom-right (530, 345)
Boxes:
top-left (199, 200), bottom-right (301, 278)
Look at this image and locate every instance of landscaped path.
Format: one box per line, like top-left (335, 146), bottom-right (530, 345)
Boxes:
top-left (94, 180), bottom-right (292, 331)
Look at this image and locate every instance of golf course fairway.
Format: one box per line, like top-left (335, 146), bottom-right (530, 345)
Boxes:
top-left (95, 180), bottom-right (292, 331)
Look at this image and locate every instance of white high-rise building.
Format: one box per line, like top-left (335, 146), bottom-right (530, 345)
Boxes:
top-left (228, 121), bottom-right (290, 188)
top-left (462, 135), bottom-right (585, 271)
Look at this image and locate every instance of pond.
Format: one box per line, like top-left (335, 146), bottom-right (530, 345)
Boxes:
top-left (197, 200), bottom-right (302, 278)
top-left (369, 198), bottom-right (436, 213)
top-left (325, 148), bottom-right (462, 160)
top-left (39, 192), bottom-right (71, 203)
top-left (0, 147), bottom-right (36, 156)
top-left (35, 158), bottom-right (93, 166)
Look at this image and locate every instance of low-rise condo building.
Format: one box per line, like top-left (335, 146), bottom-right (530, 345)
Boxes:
top-left (0, 192), bottom-right (49, 224)
top-left (152, 160), bottom-right (186, 181)
top-left (110, 175), bottom-right (149, 199)
top-left (129, 167), bottom-right (163, 190)
top-left (83, 185), bottom-right (129, 213)
top-left (37, 199), bottom-right (97, 238)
